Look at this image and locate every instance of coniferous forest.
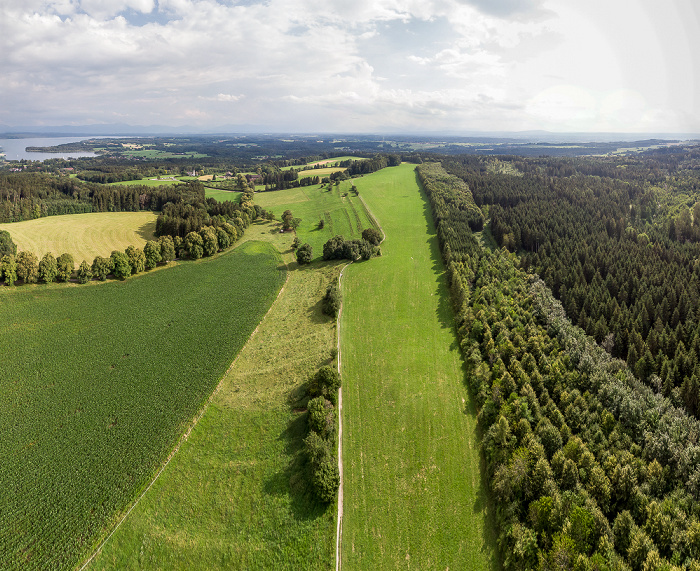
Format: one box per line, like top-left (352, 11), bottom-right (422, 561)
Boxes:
top-left (418, 145), bottom-right (700, 570)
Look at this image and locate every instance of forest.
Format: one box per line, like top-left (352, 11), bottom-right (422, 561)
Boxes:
top-left (418, 146), bottom-right (700, 570)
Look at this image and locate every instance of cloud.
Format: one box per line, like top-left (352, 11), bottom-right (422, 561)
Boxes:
top-left (1, 0), bottom-right (697, 132)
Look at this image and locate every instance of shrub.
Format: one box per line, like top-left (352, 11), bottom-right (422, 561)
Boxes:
top-left (322, 283), bottom-right (341, 318)
top-left (309, 365), bottom-right (341, 405)
top-left (296, 243), bottom-right (313, 264)
top-left (307, 396), bottom-right (329, 435)
top-left (362, 227), bottom-right (382, 246)
top-left (76, 260), bottom-right (93, 284)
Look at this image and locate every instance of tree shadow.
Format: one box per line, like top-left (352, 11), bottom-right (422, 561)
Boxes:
top-left (262, 403), bottom-right (331, 522)
top-left (462, 361), bottom-right (503, 570)
top-left (135, 221), bottom-right (156, 242)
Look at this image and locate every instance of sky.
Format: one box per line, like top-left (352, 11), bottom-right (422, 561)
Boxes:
top-left (1, 0), bottom-right (699, 134)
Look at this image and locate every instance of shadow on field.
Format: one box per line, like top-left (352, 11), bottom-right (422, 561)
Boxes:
top-left (462, 364), bottom-right (504, 571)
top-left (263, 409), bottom-right (330, 522)
top-left (135, 221), bottom-right (155, 242)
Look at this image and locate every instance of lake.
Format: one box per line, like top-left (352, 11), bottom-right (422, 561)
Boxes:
top-left (0, 136), bottom-right (105, 161)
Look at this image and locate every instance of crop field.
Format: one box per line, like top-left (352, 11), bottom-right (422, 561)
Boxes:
top-left (89, 223), bottom-right (338, 570)
top-left (0, 241), bottom-right (287, 570)
top-left (255, 183), bottom-right (376, 258)
top-left (0, 211), bottom-right (157, 262)
top-left (204, 188), bottom-right (242, 203)
top-left (340, 164), bottom-right (498, 569)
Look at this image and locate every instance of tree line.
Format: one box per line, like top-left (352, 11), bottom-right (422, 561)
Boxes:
top-left (418, 160), bottom-right (700, 570)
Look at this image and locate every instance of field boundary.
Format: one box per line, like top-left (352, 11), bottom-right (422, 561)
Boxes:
top-left (78, 252), bottom-right (291, 571)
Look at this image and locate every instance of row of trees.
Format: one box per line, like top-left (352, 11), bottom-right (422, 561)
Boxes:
top-left (418, 160), bottom-right (700, 570)
top-left (304, 366), bottom-right (341, 502)
top-left (0, 236), bottom-right (180, 286)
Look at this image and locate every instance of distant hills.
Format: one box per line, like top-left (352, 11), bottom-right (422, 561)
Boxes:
top-left (1, 124), bottom-right (699, 143)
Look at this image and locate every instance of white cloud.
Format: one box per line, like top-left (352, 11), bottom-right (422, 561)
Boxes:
top-left (0, 0), bottom-right (698, 132)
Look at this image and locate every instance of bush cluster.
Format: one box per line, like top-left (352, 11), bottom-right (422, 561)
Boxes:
top-left (322, 283), bottom-right (341, 319)
top-left (322, 234), bottom-right (378, 262)
top-left (303, 365), bottom-right (342, 503)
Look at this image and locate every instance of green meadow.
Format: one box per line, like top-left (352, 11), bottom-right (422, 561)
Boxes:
top-left (0, 241), bottom-right (286, 570)
top-left (89, 223), bottom-right (339, 570)
top-left (255, 183), bottom-right (376, 258)
top-left (340, 164), bottom-right (498, 569)
top-left (0, 211), bottom-right (157, 261)
top-left (204, 188), bottom-right (243, 203)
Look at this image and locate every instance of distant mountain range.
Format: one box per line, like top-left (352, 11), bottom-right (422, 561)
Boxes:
top-left (1, 123), bottom-right (699, 144)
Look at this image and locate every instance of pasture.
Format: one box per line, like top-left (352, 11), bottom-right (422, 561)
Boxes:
top-left (0, 240), bottom-right (287, 570)
top-left (0, 211), bottom-right (157, 262)
top-left (255, 183), bottom-right (376, 258)
top-left (340, 164), bottom-right (498, 569)
top-left (204, 188), bottom-right (242, 203)
top-left (89, 223), bottom-right (338, 570)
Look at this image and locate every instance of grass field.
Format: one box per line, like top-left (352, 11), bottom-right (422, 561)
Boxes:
top-left (204, 188), bottom-right (242, 203)
top-left (255, 183), bottom-right (376, 259)
top-left (0, 212), bottom-right (157, 262)
top-left (340, 164), bottom-right (498, 569)
top-left (0, 239), bottom-right (287, 570)
top-left (88, 223), bottom-right (338, 570)
top-left (108, 177), bottom-right (186, 187)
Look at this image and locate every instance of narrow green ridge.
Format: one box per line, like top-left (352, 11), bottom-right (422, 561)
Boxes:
top-left (340, 164), bottom-right (498, 569)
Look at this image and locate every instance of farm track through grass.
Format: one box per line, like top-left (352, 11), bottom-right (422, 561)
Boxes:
top-left (0, 237), bottom-right (286, 570)
top-left (340, 164), bottom-right (499, 569)
top-left (0, 212), bottom-right (157, 262)
top-left (89, 223), bottom-right (339, 570)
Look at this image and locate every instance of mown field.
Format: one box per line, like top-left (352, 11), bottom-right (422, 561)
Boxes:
top-left (0, 241), bottom-right (287, 570)
top-left (255, 183), bottom-right (376, 258)
top-left (340, 164), bottom-right (498, 569)
top-left (89, 223), bottom-right (338, 570)
top-left (0, 212), bottom-right (157, 262)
